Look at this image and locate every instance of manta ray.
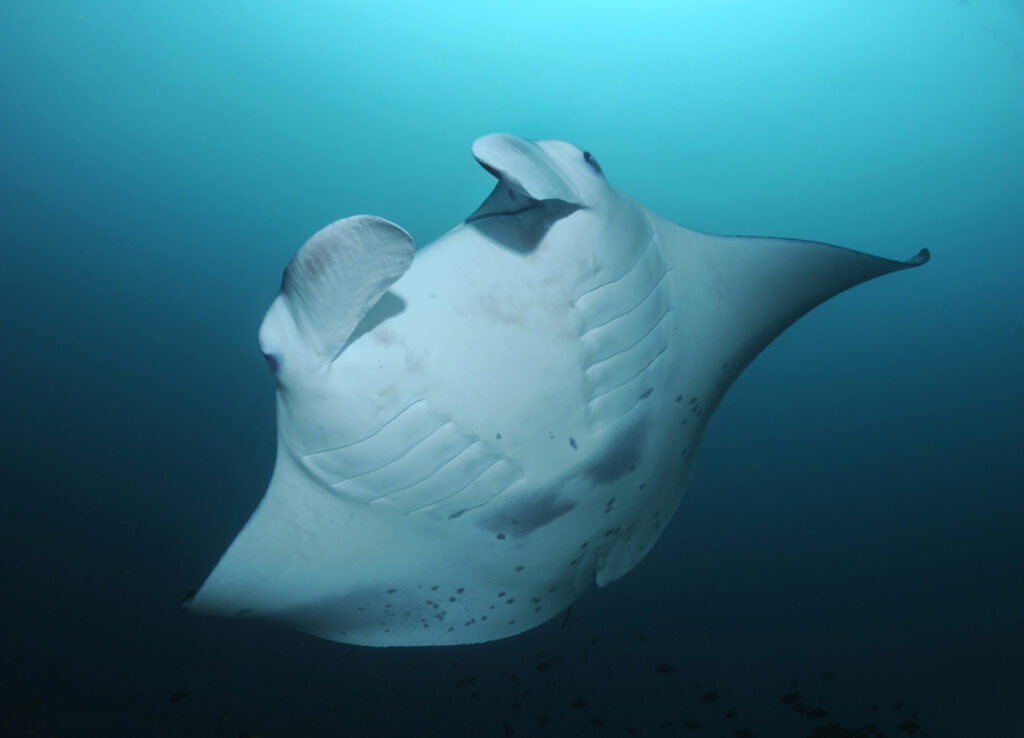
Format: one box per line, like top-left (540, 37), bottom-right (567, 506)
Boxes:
top-left (189, 133), bottom-right (928, 646)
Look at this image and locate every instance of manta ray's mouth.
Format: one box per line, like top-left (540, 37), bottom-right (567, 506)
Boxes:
top-left (464, 178), bottom-right (550, 224)
top-left (464, 183), bottom-right (582, 253)
top-left (465, 177), bottom-right (583, 229)
top-left (464, 201), bottom-right (544, 223)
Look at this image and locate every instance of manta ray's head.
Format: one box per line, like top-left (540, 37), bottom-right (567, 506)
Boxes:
top-left (465, 134), bottom-right (626, 250)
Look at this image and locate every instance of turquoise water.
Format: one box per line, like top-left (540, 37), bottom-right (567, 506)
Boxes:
top-left (1, 1), bottom-right (1022, 735)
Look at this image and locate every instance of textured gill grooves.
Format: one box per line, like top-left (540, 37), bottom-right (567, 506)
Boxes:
top-left (301, 399), bottom-right (428, 459)
top-left (303, 398), bottom-right (521, 517)
top-left (405, 458), bottom-right (523, 517)
top-left (361, 437), bottom-right (482, 503)
top-left (334, 420), bottom-right (454, 484)
top-left (589, 341), bottom-right (670, 422)
top-left (572, 231), bottom-right (672, 428)
top-left (574, 230), bottom-right (657, 310)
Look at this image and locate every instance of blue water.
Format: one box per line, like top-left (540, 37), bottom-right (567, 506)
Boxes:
top-left (2, 1), bottom-right (1022, 736)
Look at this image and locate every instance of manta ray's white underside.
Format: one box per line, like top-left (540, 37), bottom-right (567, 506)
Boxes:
top-left (189, 134), bottom-right (928, 646)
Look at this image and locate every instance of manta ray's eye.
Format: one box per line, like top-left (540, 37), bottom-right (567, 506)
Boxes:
top-left (583, 150), bottom-right (603, 175)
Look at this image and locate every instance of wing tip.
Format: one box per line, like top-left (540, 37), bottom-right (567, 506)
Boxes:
top-left (905, 248), bottom-right (930, 267)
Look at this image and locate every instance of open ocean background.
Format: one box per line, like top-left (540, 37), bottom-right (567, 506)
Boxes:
top-left (1, 1), bottom-right (1022, 736)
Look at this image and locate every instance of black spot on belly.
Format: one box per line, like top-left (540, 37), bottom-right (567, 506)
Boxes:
top-left (586, 422), bottom-right (646, 484)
